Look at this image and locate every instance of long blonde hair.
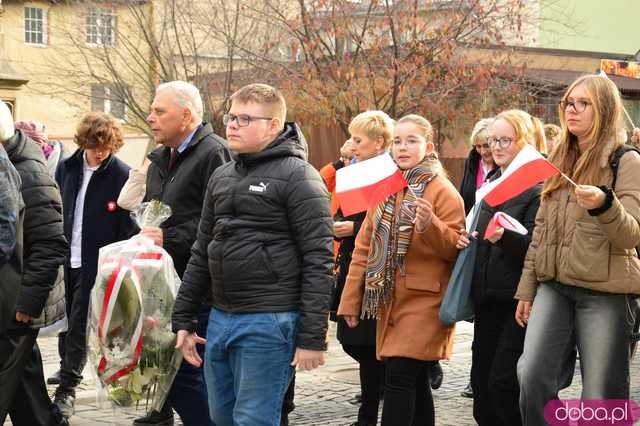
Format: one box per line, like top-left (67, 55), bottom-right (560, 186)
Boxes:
top-left (542, 75), bottom-right (625, 199)
top-left (531, 116), bottom-right (548, 155)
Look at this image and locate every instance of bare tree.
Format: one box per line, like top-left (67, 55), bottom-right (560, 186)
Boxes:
top-left (36, 0), bottom-right (571, 150)
top-left (37, 0), bottom-right (272, 136)
top-left (235, 0), bottom-right (567, 142)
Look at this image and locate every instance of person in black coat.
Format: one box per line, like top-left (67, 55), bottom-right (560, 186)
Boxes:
top-left (0, 143), bottom-right (22, 337)
top-left (137, 81), bottom-right (230, 426)
top-left (457, 117), bottom-right (498, 399)
top-left (53, 112), bottom-right (135, 422)
top-left (143, 110), bottom-right (231, 278)
top-left (456, 110), bottom-right (541, 426)
top-left (459, 118), bottom-right (498, 215)
top-left (1, 99), bottom-right (68, 425)
top-left (0, 112), bottom-right (35, 424)
top-left (172, 84), bottom-right (333, 426)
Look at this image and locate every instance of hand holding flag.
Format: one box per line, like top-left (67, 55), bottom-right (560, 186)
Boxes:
top-left (574, 184), bottom-right (607, 210)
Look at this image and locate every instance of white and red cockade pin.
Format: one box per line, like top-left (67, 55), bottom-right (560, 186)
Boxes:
top-left (107, 201), bottom-right (117, 212)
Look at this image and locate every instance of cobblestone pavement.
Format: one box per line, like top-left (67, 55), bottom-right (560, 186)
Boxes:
top-left (4, 321), bottom-right (640, 425)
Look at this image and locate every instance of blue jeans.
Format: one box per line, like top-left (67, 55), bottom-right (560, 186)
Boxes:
top-left (517, 281), bottom-right (635, 426)
top-left (204, 309), bottom-right (298, 426)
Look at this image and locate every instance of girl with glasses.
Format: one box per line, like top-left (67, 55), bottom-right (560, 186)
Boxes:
top-left (515, 74), bottom-right (640, 424)
top-left (339, 114), bottom-right (465, 426)
top-left (456, 110), bottom-right (542, 426)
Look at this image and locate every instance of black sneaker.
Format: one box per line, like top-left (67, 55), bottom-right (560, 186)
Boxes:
top-left (132, 406), bottom-right (174, 426)
top-left (53, 388), bottom-right (75, 419)
top-left (460, 382), bottom-right (473, 398)
top-left (52, 409), bottom-right (70, 426)
top-left (47, 369), bottom-right (61, 385)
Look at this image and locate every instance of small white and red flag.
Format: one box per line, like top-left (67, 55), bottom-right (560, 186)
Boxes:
top-left (476, 144), bottom-right (560, 208)
top-left (483, 212), bottom-right (528, 240)
top-left (336, 153), bottom-right (407, 216)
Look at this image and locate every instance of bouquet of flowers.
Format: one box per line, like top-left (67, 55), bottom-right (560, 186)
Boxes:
top-left (87, 201), bottom-right (182, 413)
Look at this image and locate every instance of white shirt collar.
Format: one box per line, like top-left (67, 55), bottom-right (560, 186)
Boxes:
top-left (82, 151), bottom-right (100, 172)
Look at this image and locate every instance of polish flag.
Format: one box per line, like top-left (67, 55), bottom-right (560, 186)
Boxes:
top-left (476, 144), bottom-right (559, 207)
top-left (483, 212), bottom-right (528, 240)
top-left (336, 153), bottom-right (407, 216)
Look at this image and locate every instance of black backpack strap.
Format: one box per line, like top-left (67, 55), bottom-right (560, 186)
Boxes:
top-left (610, 145), bottom-right (640, 259)
top-left (610, 144), bottom-right (640, 190)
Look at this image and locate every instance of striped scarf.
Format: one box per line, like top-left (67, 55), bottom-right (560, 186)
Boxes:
top-left (361, 162), bottom-right (437, 319)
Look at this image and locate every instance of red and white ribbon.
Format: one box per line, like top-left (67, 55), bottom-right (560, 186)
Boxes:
top-left (97, 262), bottom-right (144, 384)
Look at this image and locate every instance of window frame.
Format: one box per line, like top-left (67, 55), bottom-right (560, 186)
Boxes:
top-left (24, 6), bottom-right (47, 46)
top-left (91, 83), bottom-right (127, 122)
top-left (85, 6), bottom-right (116, 47)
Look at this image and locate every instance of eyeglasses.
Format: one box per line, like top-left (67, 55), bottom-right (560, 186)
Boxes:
top-left (487, 136), bottom-right (513, 149)
top-left (473, 143), bottom-right (490, 151)
top-left (392, 138), bottom-right (424, 148)
top-left (560, 100), bottom-right (591, 113)
top-left (223, 113), bottom-right (272, 127)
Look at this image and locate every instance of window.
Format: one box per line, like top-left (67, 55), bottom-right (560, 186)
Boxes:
top-left (91, 84), bottom-right (126, 120)
top-left (24, 7), bottom-right (46, 45)
top-left (1, 100), bottom-right (16, 118)
top-left (86, 7), bottom-right (115, 46)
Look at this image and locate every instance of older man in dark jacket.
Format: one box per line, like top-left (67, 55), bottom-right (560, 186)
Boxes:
top-left (0, 100), bottom-right (67, 426)
top-left (136, 81), bottom-right (231, 426)
top-left (172, 84), bottom-right (333, 426)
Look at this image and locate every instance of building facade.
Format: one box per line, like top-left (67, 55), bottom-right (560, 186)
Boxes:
top-left (0, 0), bottom-right (151, 165)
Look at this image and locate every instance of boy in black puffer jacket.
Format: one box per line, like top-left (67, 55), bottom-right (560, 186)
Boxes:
top-left (173, 84), bottom-right (333, 426)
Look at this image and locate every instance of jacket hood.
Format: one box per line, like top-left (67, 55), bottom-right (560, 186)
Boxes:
top-left (235, 122), bottom-right (308, 166)
top-left (598, 134), bottom-right (626, 170)
top-left (5, 130), bottom-right (48, 167)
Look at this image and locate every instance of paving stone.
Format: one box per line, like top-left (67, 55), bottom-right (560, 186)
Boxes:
top-left (4, 321), bottom-right (640, 425)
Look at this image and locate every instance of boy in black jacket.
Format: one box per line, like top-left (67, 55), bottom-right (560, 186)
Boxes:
top-left (172, 84), bottom-right (334, 426)
top-left (53, 112), bottom-right (135, 423)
